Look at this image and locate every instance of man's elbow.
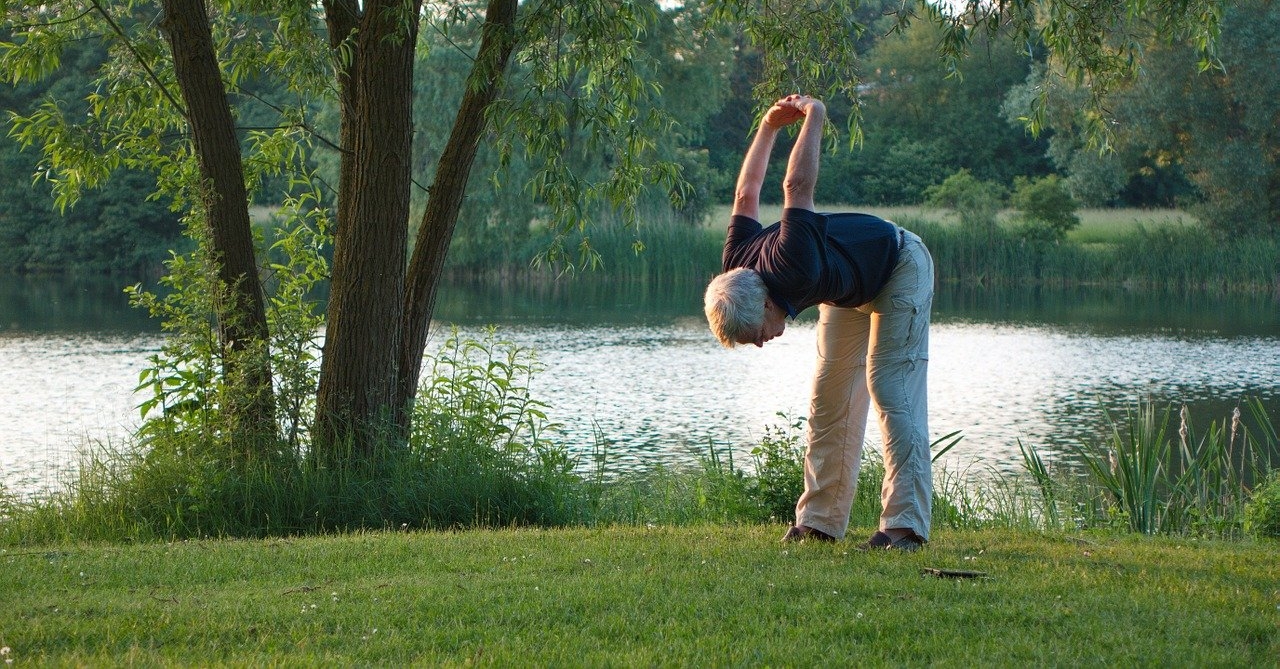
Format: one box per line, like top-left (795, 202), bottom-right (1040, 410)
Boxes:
top-left (783, 178), bottom-right (816, 209)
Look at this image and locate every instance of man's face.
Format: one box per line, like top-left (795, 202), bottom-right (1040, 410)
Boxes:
top-left (737, 298), bottom-right (787, 348)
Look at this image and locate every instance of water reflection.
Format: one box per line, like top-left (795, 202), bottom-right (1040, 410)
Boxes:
top-left (936, 285), bottom-right (1280, 337)
top-left (0, 274), bottom-right (157, 333)
top-left (1, 273), bottom-right (1277, 497)
top-left (435, 276), bottom-right (1280, 337)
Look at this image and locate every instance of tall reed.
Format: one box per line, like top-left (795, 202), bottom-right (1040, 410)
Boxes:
top-left (1021, 397), bottom-right (1277, 537)
top-left (441, 202), bottom-right (1280, 293)
top-left (864, 217), bottom-right (1278, 292)
top-left (508, 207), bottom-right (722, 282)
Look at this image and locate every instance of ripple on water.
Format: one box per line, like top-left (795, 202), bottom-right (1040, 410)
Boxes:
top-left (0, 333), bottom-right (162, 497)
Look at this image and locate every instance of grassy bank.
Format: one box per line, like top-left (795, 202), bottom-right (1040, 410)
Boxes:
top-left (2, 525), bottom-right (1276, 665)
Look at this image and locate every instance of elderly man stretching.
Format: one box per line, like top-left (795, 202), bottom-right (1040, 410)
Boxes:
top-left (703, 95), bottom-right (935, 551)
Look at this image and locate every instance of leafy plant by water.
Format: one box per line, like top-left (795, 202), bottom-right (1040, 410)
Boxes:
top-left (127, 173), bottom-right (332, 467)
top-left (748, 413), bottom-right (808, 522)
top-left (1243, 470), bottom-right (1280, 538)
top-left (1021, 398), bottom-right (1277, 537)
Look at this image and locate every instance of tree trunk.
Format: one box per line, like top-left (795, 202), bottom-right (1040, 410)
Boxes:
top-left (313, 0), bottom-right (422, 458)
top-left (395, 0), bottom-right (519, 434)
top-left (158, 0), bottom-right (274, 457)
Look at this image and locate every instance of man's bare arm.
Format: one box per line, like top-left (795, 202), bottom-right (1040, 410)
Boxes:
top-left (732, 97), bottom-right (808, 220)
top-left (732, 122), bottom-right (779, 221)
top-left (782, 97), bottom-right (825, 212)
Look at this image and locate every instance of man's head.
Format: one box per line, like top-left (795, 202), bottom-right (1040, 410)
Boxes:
top-left (704, 268), bottom-right (787, 348)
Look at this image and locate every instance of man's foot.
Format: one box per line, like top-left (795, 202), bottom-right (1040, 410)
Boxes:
top-left (855, 530), bottom-right (924, 552)
top-left (780, 525), bottom-right (837, 543)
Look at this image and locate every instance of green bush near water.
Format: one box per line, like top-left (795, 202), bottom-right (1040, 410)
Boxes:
top-left (1244, 470), bottom-right (1280, 538)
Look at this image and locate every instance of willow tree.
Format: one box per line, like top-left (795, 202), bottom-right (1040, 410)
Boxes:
top-left (0, 0), bottom-right (1227, 459)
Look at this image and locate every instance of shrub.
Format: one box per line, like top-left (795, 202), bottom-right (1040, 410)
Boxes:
top-left (859, 138), bottom-right (953, 205)
top-left (749, 414), bottom-right (807, 522)
top-left (409, 327), bottom-right (589, 528)
top-left (1011, 174), bottom-right (1080, 242)
top-left (924, 169), bottom-right (1006, 232)
top-left (1243, 471), bottom-right (1280, 539)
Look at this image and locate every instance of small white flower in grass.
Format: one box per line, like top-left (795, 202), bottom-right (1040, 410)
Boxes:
top-left (1, 647), bottom-right (9, 655)
top-left (857, 612), bottom-right (864, 619)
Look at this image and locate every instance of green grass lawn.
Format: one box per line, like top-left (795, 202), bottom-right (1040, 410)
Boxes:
top-left (4, 525), bottom-right (1276, 665)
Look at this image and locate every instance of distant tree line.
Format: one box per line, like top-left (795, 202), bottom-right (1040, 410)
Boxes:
top-left (2, 0), bottom-right (1275, 276)
top-left (0, 41), bottom-right (183, 275)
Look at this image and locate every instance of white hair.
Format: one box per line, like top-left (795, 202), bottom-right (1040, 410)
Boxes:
top-left (704, 268), bottom-right (767, 348)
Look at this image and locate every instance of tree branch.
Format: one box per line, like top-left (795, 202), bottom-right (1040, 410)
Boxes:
top-left (6, 7), bottom-right (94, 31)
top-left (232, 89), bottom-right (346, 154)
top-left (87, 0), bottom-right (187, 118)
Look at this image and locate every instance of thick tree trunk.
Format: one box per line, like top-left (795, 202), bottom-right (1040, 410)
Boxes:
top-left (395, 0), bottom-right (519, 434)
top-left (313, 0), bottom-right (422, 458)
top-left (158, 0), bottom-right (275, 457)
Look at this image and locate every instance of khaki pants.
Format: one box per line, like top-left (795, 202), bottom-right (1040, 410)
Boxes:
top-left (795, 229), bottom-right (934, 540)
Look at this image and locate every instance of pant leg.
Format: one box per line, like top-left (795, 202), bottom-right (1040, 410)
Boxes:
top-left (794, 303), bottom-right (871, 540)
top-left (864, 231), bottom-right (935, 539)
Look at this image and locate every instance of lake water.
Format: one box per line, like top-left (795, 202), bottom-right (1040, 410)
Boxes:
top-left (2, 274), bottom-right (1278, 498)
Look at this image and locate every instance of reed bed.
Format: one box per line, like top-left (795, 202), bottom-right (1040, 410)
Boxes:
top-left (465, 205), bottom-right (1277, 292)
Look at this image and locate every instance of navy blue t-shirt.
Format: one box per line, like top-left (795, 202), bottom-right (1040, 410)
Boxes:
top-left (721, 208), bottom-right (900, 317)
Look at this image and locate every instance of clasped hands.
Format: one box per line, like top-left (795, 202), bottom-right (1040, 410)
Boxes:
top-left (763, 94), bottom-right (825, 129)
